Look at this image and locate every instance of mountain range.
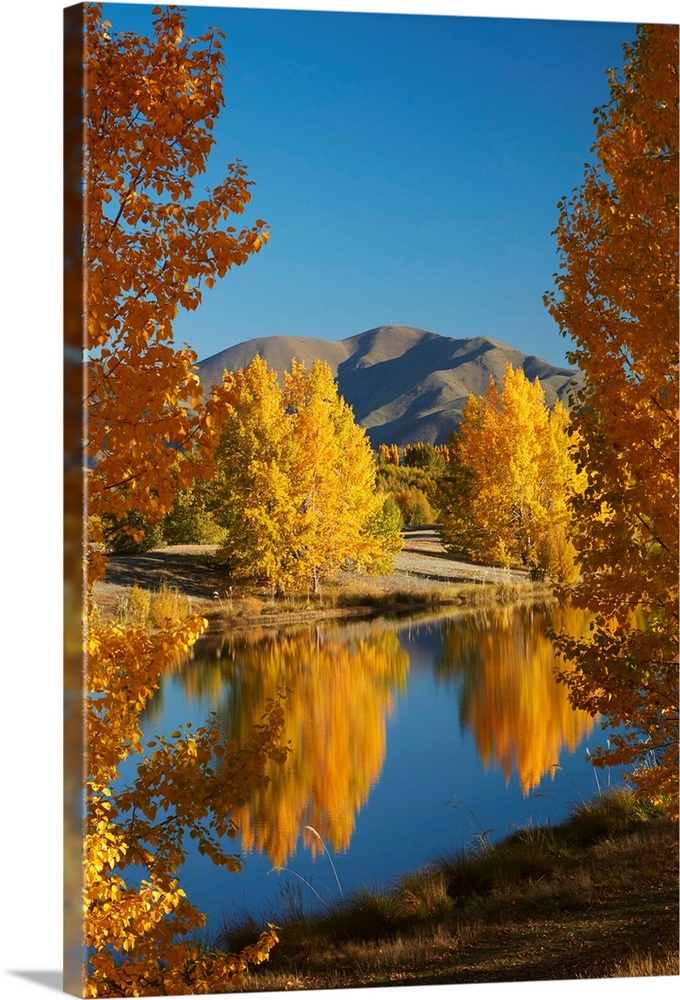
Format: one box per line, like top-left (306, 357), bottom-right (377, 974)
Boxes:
top-left (197, 325), bottom-right (579, 448)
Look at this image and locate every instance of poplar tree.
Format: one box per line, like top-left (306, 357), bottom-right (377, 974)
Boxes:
top-left (285, 359), bottom-right (388, 592)
top-left (545, 24), bottom-right (679, 815)
top-left (439, 364), bottom-right (583, 578)
top-left (84, 3), bottom-right (268, 577)
top-left (213, 357), bottom-right (398, 592)
top-left (211, 355), bottom-right (302, 589)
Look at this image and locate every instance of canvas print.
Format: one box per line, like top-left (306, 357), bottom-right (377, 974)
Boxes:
top-left (64, 1), bottom-right (679, 997)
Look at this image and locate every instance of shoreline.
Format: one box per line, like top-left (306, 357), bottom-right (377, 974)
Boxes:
top-left (92, 529), bottom-right (556, 633)
top-left (220, 790), bottom-right (678, 990)
top-left (201, 584), bottom-right (555, 635)
top-left (86, 536), bottom-right (678, 987)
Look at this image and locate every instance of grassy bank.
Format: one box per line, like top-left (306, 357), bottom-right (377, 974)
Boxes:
top-left (93, 557), bottom-right (554, 632)
top-left (216, 790), bottom-right (678, 990)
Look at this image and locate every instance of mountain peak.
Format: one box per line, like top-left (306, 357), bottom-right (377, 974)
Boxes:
top-left (197, 327), bottom-right (578, 447)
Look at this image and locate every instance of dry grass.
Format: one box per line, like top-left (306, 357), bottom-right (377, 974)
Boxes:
top-left (112, 583), bottom-right (151, 624)
top-left (234, 594), bottom-right (263, 618)
top-left (149, 581), bottom-right (191, 626)
top-left (316, 576), bottom-right (546, 614)
top-left (608, 947), bottom-right (679, 978)
top-left (108, 581), bottom-right (191, 628)
top-left (98, 572), bottom-right (549, 630)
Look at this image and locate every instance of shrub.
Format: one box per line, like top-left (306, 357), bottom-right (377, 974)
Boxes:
top-left (238, 595), bottom-right (263, 618)
top-left (364, 495), bottom-right (404, 573)
top-left (149, 582), bottom-right (190, 627)
top-left (163, 485), bottom-right (227, 545)
top-left (102, 510), bottom-right (166, 553)
top-left (113, 584), bottom-right (151, 624)
top-left (394, 487), bottom-right (434, 526)
top-left (128, 584), bottom-right (152, 623)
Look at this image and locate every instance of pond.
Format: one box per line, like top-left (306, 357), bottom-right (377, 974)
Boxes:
top-left (128, 603), bottom-right (618, 933)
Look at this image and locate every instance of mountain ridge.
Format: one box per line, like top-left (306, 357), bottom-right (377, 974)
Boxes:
top-left (197, 325), bottom-right (579, 447)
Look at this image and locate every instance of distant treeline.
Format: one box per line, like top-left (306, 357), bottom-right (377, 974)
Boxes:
top-left (374, 441), bottom-right (447, 526)
top-left (377, 442), bottom-right (450, 468)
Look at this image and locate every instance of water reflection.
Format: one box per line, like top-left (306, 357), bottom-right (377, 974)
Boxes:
top-left (148, 623), bottom-right (409, 867)
top-left (436, 605), bottom-right (595, 794)
top-left (140, 605), bottom-right (597, 885)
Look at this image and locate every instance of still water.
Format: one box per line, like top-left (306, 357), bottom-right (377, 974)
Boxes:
top-left (130, 604), bottom-right (616, 931)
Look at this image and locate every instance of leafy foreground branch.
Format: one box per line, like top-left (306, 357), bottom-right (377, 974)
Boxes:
top-left (544, 23), bottom-right (679, 815)
top-left (218, 790), bottom-right (678, 990)
top-left (78, 5), bottom-right (289, 994)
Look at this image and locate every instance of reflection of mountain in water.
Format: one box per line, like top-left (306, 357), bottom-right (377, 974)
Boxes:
top-left (435, 605), bottom-right (595, 794)
top-left (399, 619), bottom-right (449, 672)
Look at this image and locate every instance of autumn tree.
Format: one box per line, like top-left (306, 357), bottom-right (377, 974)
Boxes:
top-left (73, 5), bottom-right (286, 995)
top-left (402, 441), bottom-right (446, 473)
top-left (85, 623), bottom-right (287, 997)
top-left (84, 1), bottom-right (268, 580)
top-left (394, 485), bottom-right (435, 526)
top-left (375, 444), bottom-right (444, 522)
top-left (285, 358), bottom-right (394, 591)
top-left (211, 356), bottom-right (401, 592)
top-left (377, 442), bottom-right (400, 466)
top-left (365, 495), bottom-right (405, 572)
top-left (439, 364), bottom-right (583, 579)
top-left (209, 355), bottom-right (302, 588)
top-left (544, 24), bottom-right (679, 814)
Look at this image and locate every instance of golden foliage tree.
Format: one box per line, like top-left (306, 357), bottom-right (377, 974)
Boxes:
top-left (285, 359), bottom-right (391, 591)
top-left (544, 24), bottom-right (679, 815)
top-left (378, 443), bottom-right (400, 466)
top-left (210, 355), bottom-right (301, 588)
top-left (86, 624), bottom-right (287, 996)
top-left (78, 5), bottom-right (286, 994)
top-left (211, 356), bottom-right (400, 592)
top-left (439, 364), bottom-right (583, 578)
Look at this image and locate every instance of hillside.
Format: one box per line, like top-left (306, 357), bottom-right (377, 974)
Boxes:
top-left (197, 325), bottom-right (579, 447)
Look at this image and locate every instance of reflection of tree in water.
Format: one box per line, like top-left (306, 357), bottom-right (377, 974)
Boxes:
top-left (148, 623), bottom-right (409, 868)
top-left (140, 638), bottom-right (233, 728)
top-left (436, 604), bottom-right (595, 794)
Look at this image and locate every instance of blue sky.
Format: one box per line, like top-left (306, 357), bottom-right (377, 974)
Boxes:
top-left (97, 1), bottom-right (652, 368)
